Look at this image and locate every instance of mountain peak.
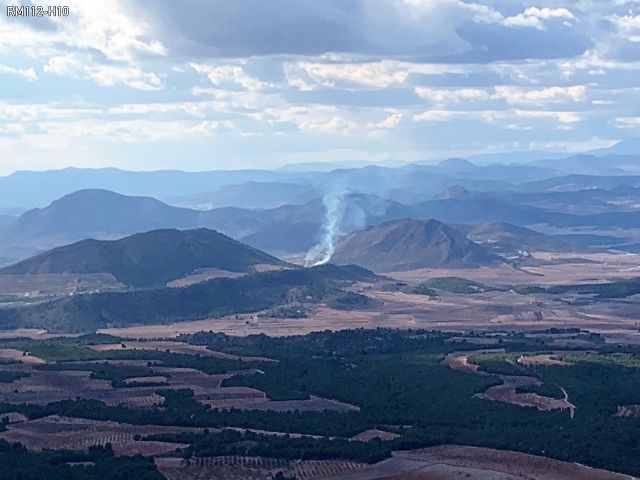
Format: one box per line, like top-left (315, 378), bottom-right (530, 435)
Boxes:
top-left (331, 218), bottom-right (498, 272)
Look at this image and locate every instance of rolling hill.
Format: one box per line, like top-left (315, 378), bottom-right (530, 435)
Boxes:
top-left (0, 264), bottom-right (377, 332)
top-left (463, 222), bottom-right (575, 256)
top-left (331, 218), bottom-right (499, 272)
top-left (2, 228), bottom-right (286, 288)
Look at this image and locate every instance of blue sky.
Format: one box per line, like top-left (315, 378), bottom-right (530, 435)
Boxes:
top-left (0, 0), bottom-right (639, 174)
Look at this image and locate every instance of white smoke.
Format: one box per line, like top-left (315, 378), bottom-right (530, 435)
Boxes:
top-left (305, 190), bottom-right (347, 267)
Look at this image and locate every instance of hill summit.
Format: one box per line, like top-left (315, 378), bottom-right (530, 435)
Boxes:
top-left (331, 218), bottom-right (498, 272)
top-left (2, 228), bottom-right (285, 288)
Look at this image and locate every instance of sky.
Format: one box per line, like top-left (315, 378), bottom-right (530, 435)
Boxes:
top-left (0, 0), bottom-right (639, 174)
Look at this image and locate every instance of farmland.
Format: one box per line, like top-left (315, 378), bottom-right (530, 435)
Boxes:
top-left (0, 327), bottom-right (639, 479)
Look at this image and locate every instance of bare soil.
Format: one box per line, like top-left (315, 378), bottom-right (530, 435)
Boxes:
top-left (0, 348), bottom-right (45, 364)
top-left (350, 429), bottom-right (401, 442)
top-left (0, 415), bottom-right (199, 455)
top-left (326, 445), bottom-right (634, 480)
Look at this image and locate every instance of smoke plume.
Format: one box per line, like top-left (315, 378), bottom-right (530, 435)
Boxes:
top-left (305, 190), bottom-right (346, 267)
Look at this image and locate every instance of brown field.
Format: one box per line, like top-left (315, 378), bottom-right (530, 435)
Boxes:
top-left (156, 456), bottom-right (366, 480)
top-left (91, 340), bottom-right (275, 362)
top-left (208, 395), bottom-right (360, 413)
top-left (166, 268), bottom-right (245, 287)
top-left (97, 253), bottom-right (640, 342)
top-left (617, 405), bottom-right (640, 417)
top-left (350, 429), bottom-right (400, 442)
top-left (0, 273), bottom-right (123, 300)
top-left (517, 354), bottom-right (570, 366)
top-left (0, 348), bottom-right (45, 364)
top-left (0, 361), bottom-right (356, 414)
top-left (475, 377), bottom-right (574, 415)
top-left (445, 351), bottom-right (575, 416)
top-left (0, 415), bottom-right (197, 454)
top-left (389, 251), bottom-right (640, 286)
top-left (327, 446), bottom-right (635, 480)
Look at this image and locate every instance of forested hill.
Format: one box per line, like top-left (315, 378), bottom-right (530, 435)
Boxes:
top-left (2, 228), bottom-right (286, 288)
top-left (0, 264), bottom-right (377, 333)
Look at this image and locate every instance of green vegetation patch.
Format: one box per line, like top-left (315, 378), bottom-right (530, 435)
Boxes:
top-left (0, 442), bottom-right (163, 480)
top-left (0, 371), bottom-right (29, 383)
top-left (147, 429), bottom-right (391, 463)
top-left (415, 277), bottom-right (492, 294)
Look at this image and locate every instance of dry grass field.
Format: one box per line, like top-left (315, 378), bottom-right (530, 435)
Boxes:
top-left (92, 340), bottom-right (275, 362)
top-left (350, 430), bottom-right (400, 442)
top-left (445, 351), bottom-right (575, 415)
top-left (156, 456), bottom-right (367, 480)
top-left (326, 446), bottom-right (635, 480)
top-left (0, 273), bottom-right (123, 300)
top-left (97, 252), bottom-right (640, 344)
top-left (0, 415), bottom-right (195, 455)
top-left (166, 268), bottom-right (245, 287)
top-left (389, 251), bottom-right (640, 286)
top-left (0, 348), bottom-right (45, 364)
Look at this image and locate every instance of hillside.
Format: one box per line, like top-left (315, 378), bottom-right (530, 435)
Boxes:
top-left (331, 218), bottom-right (498, 272)
top-left (2, 228), bottom-right (285, 288)
top-left (0, 264), bottom-right (377, 332)
top-left (464, 222), bottom-right (575, 255)
top-left (0, 189), bottom-right (202, 256)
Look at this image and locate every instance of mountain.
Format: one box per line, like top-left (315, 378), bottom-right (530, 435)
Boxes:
top-left (0, 189), bottom-right (203, 258)
top-left (587, 138), bottom-right (640, 156)
top-left (463, 222), bottom-right (574, 256)
top-left (434, 186), bottom-right (476, 200)
top-left (436, 158), bottom-right (478, 173)
top-left (0, 215), bottom-right (16, 226)
top-left (466, 150), bottom-right (567, 165)
top-left (515, 174), bottom-right (640, 193)
top-left (0, 189), bottom-right (405, 263)
top-left (165, 182), bottom-right (318, 210)
top-left (532, 154), bottom-right (640, 175)
top-left (331, 218), bottom-right (498, 272)
top-left (0, 167), bottom-right (295, 209)
top-left (0, 264), bottom-right (377, 333)
top-left (1, 228), bottom-right (285, 288)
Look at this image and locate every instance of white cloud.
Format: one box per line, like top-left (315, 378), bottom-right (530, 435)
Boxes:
top-left (0, 0), bottom-right (166, 62)
top-left (251, 105), bottom-right (357, 134)
top-left (413, 108), bottom-right (582, 124)
top-left (0, 63), bottom-right (37, 81)
top-left (190, 63), bottom-right (271, 91)
top-left (494, 85), bottom-right (587, 105)
top-left (415, 87), bottom-right (490, 104)
top-left (44, 54), bottom-right (163, 91)
top-left (616, 116), bottom-right (640, 128)
top-left (504, 7), bottom-right (576, 30)
top-left (377, 111), bottom-right (404, 129)
top-left (284, 60), bottom-right (470, 90)
top-left (610, 14), bottom-right (640, 41)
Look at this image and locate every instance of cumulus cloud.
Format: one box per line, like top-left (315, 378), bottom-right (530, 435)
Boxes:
top-left (190, 63), bottom-right (271, 91)
top-left (0, 0), bottom-right (638, 171)
top-left (504, 7), bottom-right (576, 30)
top-left (0, 63), bottom-right (36, 80)
top-left (44, 54), bottom-right (163, 90)
top-left (494, 85), bottom-right (587, 105)
top-left (134, 0), bottom-right (588, 62)
top-left (415, 87), bottom-right (490, 104)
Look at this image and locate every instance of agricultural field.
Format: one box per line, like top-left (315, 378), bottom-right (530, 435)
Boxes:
top-left (0, 328), bottom-right (639, 479)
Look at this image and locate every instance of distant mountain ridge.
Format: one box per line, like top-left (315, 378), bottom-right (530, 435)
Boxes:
top-left (331, 218), bottom-right (499, 272)
top-left (2, 228), bottom-right (286, 288)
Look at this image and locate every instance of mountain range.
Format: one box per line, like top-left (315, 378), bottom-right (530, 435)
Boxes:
top-left (2, 228), bottom-right (285, 288)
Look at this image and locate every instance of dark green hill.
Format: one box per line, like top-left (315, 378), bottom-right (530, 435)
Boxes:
top-left (0, 264), bottom-right (377, 332)
top-left (2, 228), bottom-right (285, 288)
